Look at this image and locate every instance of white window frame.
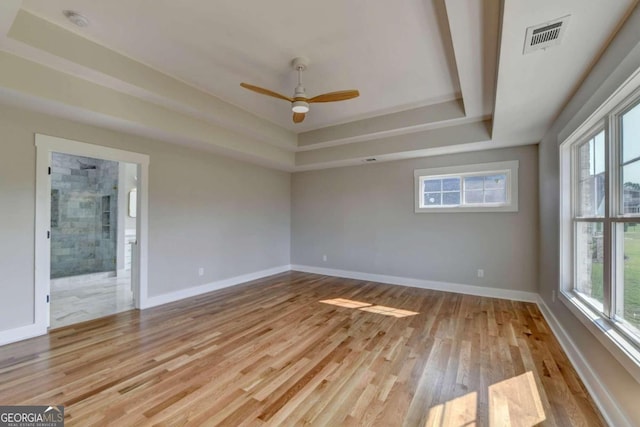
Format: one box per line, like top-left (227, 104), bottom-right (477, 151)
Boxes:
top-left (414, 160), bottom-right (519, 213)
top-left (560, 79), bottom-right (640, 384)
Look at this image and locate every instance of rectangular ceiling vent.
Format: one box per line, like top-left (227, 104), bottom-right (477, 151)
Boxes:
top-left (523, 15), bottom-right (570, 54)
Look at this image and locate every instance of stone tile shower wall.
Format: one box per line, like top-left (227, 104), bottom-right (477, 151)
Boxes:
top-left (50, 153), bottom-right (119, 278)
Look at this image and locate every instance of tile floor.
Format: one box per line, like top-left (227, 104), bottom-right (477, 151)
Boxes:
top-left (50, 272), bottom-right (134, 329)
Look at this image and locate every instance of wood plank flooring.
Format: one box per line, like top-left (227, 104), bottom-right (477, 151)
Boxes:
top-left (0, 271), bottom-right (605, 426)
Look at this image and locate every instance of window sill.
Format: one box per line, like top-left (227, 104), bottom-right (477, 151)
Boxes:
top-left (560, 291), bottom-right (640, 384)
top-left (414, 205), bottom-right (518, 214)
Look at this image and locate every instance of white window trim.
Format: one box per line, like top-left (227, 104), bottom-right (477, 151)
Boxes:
top-left (559, 69), bottom-right (640, 384)
top-left (414, 160), bottom-right (519, 213)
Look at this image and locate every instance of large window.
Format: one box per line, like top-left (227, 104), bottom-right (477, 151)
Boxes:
top-left (561, 95), bottom-right (640, 359)
top-left (414, 161), bottom-right (518, 213)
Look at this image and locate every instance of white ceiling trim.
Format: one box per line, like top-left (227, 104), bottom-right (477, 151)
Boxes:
top-left (298, 99), bottom-right (465, 148)
top-left (445, 0), bottom-right (500, 118)
top-left (296, 120), bottom-right (492, 167)
top-left (6, 10), bottom-right (297, 150)
top-left (0, 50), bottom-right (295, 168)
top-left (20, 0), bottom-right (462, 132)
top-left (296, 115), bottom-right (493, 152)
top-left (0, 1), bottom-right (633, 173)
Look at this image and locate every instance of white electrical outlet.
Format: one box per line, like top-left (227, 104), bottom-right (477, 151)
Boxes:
top-left (198, 267), bottom-right (204, 276)
top-left (322, 254), bottom-right (327, 262)
top-left (552, 290), bottom-right (556, 302)
top-left (477, 269), bottom-right (484, 278)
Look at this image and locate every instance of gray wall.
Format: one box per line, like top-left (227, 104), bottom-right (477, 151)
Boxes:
top-left (538, 6), bottom-right (640, 424)
top-left (292, 145), bottom-right (539, 292)
top-left (50, 153), bottom-right (119, 278)
top-left (0, 103), bottom-right (290, 331)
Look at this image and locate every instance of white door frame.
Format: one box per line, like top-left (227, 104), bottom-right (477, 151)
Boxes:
top-left (35, 134), bottom-right (150, 330)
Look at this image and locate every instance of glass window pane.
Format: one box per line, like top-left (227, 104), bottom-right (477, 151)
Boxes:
top-left (575, 222), bottom-right (604, 310)
top-left (594, 131), bottom-right (605, 175)
top-left (442, 192), bottom-right (460, 205)
top-left (484, 174), bottom-right (506, 190)
top-left (485, 189), bottom-right (506, 203)
top-left (424, 193), bottom-right (441, 206)
top-left (464, 190), bottom-right (483, 204)
top-left (622, 102), bottom-right (640, 163)
top-left (442, 178), bottom-right (460, 191)
top-left (577, 139), bottom-right (605, 217)
top-left (464, 176), bottom-right (483, 190)
top-left (620, 224), bottom-right (640, 339)
top-left (423, 179), bottom-right (441, 192)
top-left (623, 160), bottom-right (640, 214)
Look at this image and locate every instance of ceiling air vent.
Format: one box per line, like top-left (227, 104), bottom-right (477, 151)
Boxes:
top-left (523, 15), bottom-right (570, 54)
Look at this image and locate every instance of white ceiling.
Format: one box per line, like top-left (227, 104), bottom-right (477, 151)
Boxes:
top-left (0, 0), bottom-right (638, 171)
top-left (21, 0), bottom-right (461, 132)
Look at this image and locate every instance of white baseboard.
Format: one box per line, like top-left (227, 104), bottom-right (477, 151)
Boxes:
top-left (141, 265), bottom-right (292, 309)
top-left (0, 322), bottom-right (46, 347)
top-left (291, 264), bottom-right (538, 302)
top-left (536, 297), bottom-right (632, 427)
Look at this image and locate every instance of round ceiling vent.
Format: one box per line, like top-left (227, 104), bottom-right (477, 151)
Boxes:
top-left (62, 10), bottom-right (89, 27)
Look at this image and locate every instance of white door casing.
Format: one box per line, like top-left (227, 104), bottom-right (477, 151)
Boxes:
top-left (35, 134), bottom-right (150, 330)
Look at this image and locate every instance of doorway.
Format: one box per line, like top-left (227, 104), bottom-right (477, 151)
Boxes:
top-left (48, 152), bottom-right (138, 328)
top-left (35, 134), bottom-right (149, 331)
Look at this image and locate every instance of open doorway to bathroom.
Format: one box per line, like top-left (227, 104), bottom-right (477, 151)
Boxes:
top-left (49, 153), bottom-right (138, 328)
top-left (34, 133), bottom-right (149, 334)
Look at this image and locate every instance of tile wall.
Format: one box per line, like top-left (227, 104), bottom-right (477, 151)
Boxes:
top-left (50, 153), bottom-right (118, 278)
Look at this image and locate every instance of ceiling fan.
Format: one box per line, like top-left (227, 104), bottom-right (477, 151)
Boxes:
top-left (240, 57), bottom-right (360, 124)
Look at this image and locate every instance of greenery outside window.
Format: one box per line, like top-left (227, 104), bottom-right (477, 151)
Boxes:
top-left (560, 88), bottom-right (640, 379)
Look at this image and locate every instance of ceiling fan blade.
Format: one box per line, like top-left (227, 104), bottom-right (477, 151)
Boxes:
top-left (308, 90), bottom-right (360, 103)
top-left (240, 83), bottom-right (293, 102)
top-left (293, 112), bottom-right (306, 123)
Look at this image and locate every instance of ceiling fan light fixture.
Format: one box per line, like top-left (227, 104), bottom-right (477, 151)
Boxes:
top-left (240, 56), bottom-right (359, 124)
top-left (292, 101), bottom-right (309, 113)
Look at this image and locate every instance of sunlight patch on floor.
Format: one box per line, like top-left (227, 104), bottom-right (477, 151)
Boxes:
top-left (489, 371), bottom-right (546, 427)
top-left (425, 371), bottom-right (546, 427)
top-left (425, 391), bottom-right (477, 427)
top-left (319, 298), bottom-right (372, 309)
top-left (319, 298), bottom-right (418, 318)
top-left (359, 304), bottom-right (419, 318)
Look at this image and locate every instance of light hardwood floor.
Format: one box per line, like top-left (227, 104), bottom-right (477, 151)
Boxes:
top-left (0, 272), bottom-right (604, 426)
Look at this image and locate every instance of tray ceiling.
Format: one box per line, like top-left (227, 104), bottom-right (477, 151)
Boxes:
top-left (0, 0), bottom-right (637, 171)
